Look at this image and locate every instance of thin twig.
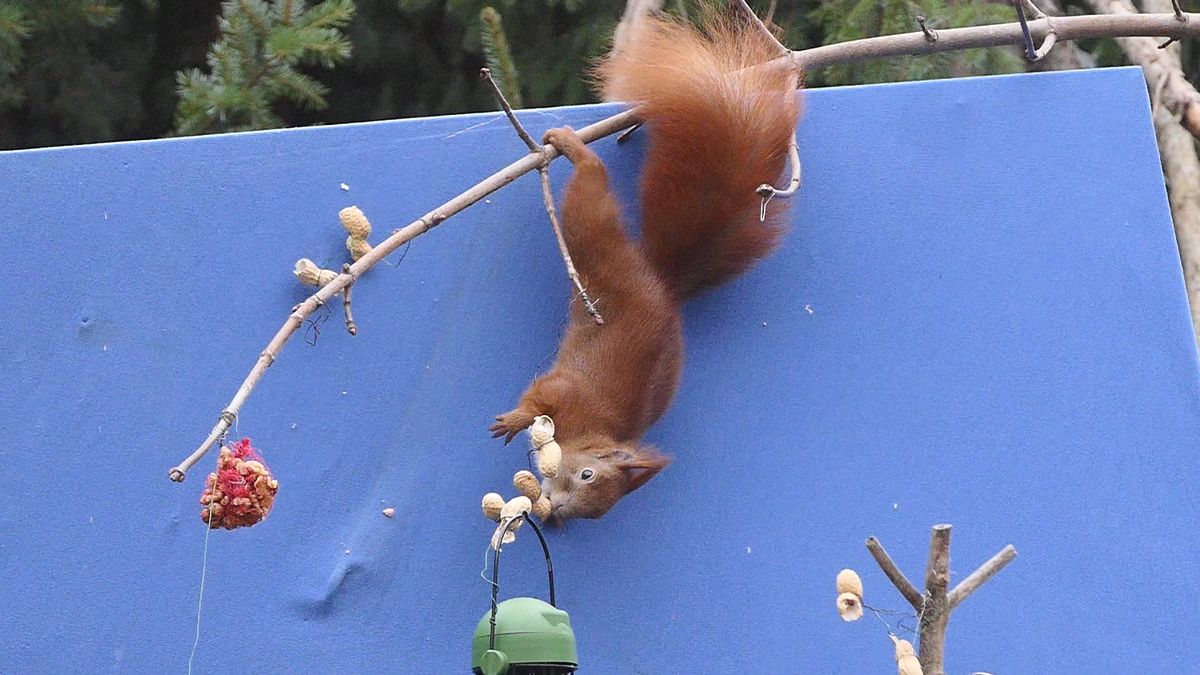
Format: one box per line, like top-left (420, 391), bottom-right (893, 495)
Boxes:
top-left (538, 167), bottom-right (603, 324)
top-left (793, 12), bottom-right (1200, 69)
top-left (479, 68), bottom-right (538, 152)
top-left (1021, 0), bottom-right (1049, 21)
top-left (866, 536), bottom-right (924, 610)
top-left (947, 544), bottom-right (1017, 610)
top-left (170, 10), bottom-right (1200, 481)
top-left (1173, 0), bottom-right (1187, 22)
top-left (617, 123), bottom-right (643, 144)
top-left (733, 0), bottom-right (790, 56)
top-left (480, 67), bottom-right (604, 325)
top-left (341, 263), bottom-right (357, 336)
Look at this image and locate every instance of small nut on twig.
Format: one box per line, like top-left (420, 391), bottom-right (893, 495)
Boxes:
top-left (340, 206), bottom-right (374, 261)
top-left (294, 258), bottom-right (338, 287)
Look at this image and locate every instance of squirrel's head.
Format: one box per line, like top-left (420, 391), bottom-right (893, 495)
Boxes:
top-left (539, 440), bottom-right (670, 524)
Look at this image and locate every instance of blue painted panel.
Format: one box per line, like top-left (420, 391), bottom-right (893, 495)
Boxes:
top-left (1, 66), bottom-right (1197, 673)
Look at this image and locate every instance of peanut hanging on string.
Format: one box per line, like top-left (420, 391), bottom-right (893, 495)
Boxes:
top-left (528, 415), bottom-right (562, 478)
top-left (836, 568), bottom-right (864, 622)
top-left (479, 416), bottom-right (563, 547)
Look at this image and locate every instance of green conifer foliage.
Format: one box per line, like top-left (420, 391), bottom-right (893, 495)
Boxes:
top-left (173, 0), bottom-right (355, 135)
top-left (480, 6), bottom-right (521, 108)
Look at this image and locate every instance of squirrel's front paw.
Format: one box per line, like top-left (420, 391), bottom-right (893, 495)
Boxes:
top-left (542, 126), bottom-right (590, 163)
top-left (490, 409), bottom-right (536, 445)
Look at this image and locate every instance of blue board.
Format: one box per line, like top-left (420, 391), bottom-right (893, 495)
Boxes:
top-left (1, 66), bottom-right (1197, 673)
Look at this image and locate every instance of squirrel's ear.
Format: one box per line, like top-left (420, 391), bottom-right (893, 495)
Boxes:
top-left (618, 446), bottom-right (671, 493)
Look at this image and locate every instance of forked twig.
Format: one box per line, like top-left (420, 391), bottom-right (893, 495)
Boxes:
top-left (866, 525), bottom-right (1017, 675)
top-left (479, 67), bottom-right (603, 326)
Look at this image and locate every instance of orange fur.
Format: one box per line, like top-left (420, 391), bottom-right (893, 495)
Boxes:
top-left (602, 8), bottom-right (802, 299)
top-left (490, 8), bottom-right (802, 522)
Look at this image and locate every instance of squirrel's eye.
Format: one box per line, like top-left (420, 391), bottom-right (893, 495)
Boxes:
top-left (580, 468), bottom-right (595, 482)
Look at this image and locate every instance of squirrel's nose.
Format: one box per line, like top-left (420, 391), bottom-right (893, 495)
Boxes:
top-left (542, 504), bottom-right (567, 528)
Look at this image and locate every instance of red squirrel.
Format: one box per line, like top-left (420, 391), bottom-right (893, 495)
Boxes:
top-left (489, 9), bottom-right (802, 522)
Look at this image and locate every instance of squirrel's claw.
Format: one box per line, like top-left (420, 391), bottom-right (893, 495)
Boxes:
top-left (490, 411), bottom-right (533, 444)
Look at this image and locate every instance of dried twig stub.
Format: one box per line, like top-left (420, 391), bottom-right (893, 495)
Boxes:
top-left (341, 263), bottom-right (358, 335)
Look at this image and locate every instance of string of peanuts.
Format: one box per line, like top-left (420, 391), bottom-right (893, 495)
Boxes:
top-left (481, 415), bottom-right (562, 549)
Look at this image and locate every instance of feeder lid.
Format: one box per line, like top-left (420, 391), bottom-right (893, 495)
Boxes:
top-left (471, 597), bottom-right (577, 672)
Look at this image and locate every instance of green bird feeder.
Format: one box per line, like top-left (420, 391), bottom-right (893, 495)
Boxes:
top-left (471, 516), bottom-right (578, 675)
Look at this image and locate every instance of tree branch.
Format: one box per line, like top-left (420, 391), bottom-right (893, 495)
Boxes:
top-left (918, 524), bottom-right (952, 675)
top-left (865, 536), bottom-right (924, 609)
top-left (793, 12), bottom-right (1200, 69)
top-left (169, 10), bottom-right (1200, 480)
top-left (947, 544), bottom-right (1017, 610)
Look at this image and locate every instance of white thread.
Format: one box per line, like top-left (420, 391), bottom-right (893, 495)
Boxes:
top-left (187, 500), bottom-right (215, 674)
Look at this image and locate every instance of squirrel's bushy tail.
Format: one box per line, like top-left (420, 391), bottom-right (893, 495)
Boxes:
top-left (599, 9), bottom-right (802, 301)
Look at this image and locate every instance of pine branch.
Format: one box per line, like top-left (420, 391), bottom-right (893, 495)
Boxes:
top-left (174, 0), bottom-right (354, 136)
top-left (269, 66), bottom-right (329, 109)
top-left (169, 9), bottom-right (1200, 480)
top-left (480, 7), bottom-right (523, 109)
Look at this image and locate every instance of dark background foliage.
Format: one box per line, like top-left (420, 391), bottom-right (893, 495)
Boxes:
top-left (0, 0), bottom-right (1189, 149)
